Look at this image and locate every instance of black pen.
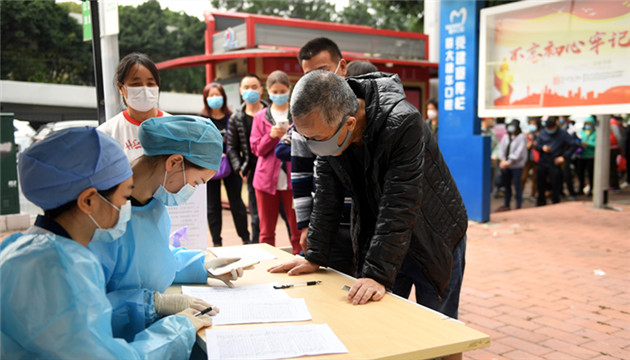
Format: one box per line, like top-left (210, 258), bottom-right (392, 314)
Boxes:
top-left (274, 280), bottom-right (321, 289)
top-left (194, 306), bottom-right (213, 317)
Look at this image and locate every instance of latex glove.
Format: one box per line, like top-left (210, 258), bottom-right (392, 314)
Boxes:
top-left (175, 308), bottom-right (213, 331)
top-left (153, 292), bottom-right (216, 316)
top-left (204, 257), bottom-right (244, 288)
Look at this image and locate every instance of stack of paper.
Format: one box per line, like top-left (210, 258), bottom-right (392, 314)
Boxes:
top-left (205, 324), bottom-right (348, 360)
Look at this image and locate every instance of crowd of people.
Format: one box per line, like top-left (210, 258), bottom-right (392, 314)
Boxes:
top-left (4, 30), bottom-right (627, 358)
top-left (482, 114), bottom-right (628, 211)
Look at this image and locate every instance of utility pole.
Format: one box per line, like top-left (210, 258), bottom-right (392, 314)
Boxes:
top-left (88, 0), bottom-right (106, 124)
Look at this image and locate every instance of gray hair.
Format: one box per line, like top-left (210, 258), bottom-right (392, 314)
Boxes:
top-left (290, 70), bottom-right (358, 127)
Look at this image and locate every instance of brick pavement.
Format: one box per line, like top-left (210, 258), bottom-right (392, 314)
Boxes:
top-left (461, 200), bottom-right (630, 359)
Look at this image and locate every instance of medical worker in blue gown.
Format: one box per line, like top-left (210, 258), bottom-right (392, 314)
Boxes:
top-left (88, 115), bottom-right (246, 342)
top-left (0, 127), bottom-right (212, 359)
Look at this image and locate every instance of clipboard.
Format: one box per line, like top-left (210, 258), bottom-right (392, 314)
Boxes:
top-left (207, 257), bottom-right (260, 276)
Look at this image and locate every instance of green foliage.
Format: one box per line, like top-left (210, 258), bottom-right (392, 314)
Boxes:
top-left (212, 0), bottom-right (335, 21)
top-left (215, 0), bottom-right (424, 32)
top-left (0, 1), bottom-right (93, 85)
top-left (118, 0), bottom-right (206, 93)
top-left (57, 1), bottom-right (83, 14)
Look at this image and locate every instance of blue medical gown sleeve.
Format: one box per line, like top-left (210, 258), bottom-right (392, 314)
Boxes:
top-left (171, 245), bottom-right (208, 283)
top-left (0, 234), bottom-right (196, 360)
top-left (107, 288), bottom-right (160, 342)
top-left (0, 232), bottom-right (22, 251)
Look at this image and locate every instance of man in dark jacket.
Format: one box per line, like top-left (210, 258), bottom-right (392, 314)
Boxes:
top-left (227, 74), bottom-right (266, 243)
top-left (269, 70), bottom-right (468, 319)
top-left (535, 116), bottom-right (578, 206)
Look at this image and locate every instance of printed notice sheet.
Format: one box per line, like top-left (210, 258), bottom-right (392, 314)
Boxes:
top-left (209, 245), bottom-right (277, 262)
top-left (205, 324), bottom-right (348, 360)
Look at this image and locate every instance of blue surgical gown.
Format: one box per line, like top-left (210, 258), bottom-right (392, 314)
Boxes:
top-left (0, 228), bottom-right (196, 359)
top-left (88, 197), bottom-right (208, 341)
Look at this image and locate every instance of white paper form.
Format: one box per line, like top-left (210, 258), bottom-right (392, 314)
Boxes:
top-left (205, 324), bottom-right (348, 360)
top-left (182, 284), bottom-right (290, 305)
top-left (182, 284), bottom-right (311, 326)
top-left (211, 298), bottom-right (311, 325)
top-left (209, 245), bottom-right (277, 262)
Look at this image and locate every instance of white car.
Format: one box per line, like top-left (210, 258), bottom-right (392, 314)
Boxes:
top-left (13, 119), bottom-right (36, 153)
top-left (32, 120), bottom-right (99, 142)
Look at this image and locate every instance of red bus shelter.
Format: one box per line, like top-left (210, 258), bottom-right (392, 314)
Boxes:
top-left (156, 11), bottom-right (437, 113)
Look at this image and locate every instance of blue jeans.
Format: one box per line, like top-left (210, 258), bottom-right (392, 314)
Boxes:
top-left (392, 236), bottom-right (466, 319)
top-left (503, 168), bottom-right (523, 209)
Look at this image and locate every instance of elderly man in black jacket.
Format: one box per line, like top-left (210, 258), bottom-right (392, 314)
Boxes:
top-left (269, 70), bottom-right (468, 319)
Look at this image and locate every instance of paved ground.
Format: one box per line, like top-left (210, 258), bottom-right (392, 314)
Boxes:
top-left (2, 184), bottom-right (629, 359)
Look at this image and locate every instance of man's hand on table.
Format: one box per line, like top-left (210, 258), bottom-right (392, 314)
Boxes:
top-left (267, 257), bottom-right (320, 275)
top-left (348, 278), bottom-right (386, 305)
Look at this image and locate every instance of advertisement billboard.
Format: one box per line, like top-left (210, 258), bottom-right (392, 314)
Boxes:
top-left (479, 0), bottom-right (630, 117)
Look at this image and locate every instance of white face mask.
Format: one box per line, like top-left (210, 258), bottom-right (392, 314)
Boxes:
top-left (125, 86), bottom-right (159, 112)
top-left (88, 193), bottom-right (131, 242)
top-left (427, 109), bottom-right (438, 120)
top-left (153, 161), bottom-right (196, 207)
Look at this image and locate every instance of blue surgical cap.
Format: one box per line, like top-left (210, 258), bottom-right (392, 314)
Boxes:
top-left (18, 127), bottom-right (133, 210)
top-left (138, 115), bottom-right (222, 171)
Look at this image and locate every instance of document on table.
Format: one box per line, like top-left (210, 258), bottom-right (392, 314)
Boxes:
top-left (209, 245), bottom-right (277, 262)
top-left (182, 284), bottom-right (311, 325)
top-left (205, 324), bottom-right (348, 360)
top-left (211, 298), bottom-right (311, 325)
top-left (182, 284), bottom-right (290, 305)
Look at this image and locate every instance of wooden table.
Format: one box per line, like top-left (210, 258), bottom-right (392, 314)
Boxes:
top-left (171, 244), bottom-right (490, 359)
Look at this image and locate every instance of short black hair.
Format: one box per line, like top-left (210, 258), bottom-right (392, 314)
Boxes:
top-left (115, 52), bottom-right (160, 88)
top-left (241, 73), bottom-right (262, 86)
top-left (346, 61), bottom-right (378, 77)
top-left (298, 37), bottom-right (342, 63)
top-left (427, 98), bottom-right (438, 108)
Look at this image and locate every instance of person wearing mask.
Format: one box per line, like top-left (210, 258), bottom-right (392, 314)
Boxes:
top-left (269, 70), bottom-right (467, 324)
top-left (89, 116), bottom-right (245, 342)
top-left (200, 82), bottom-right (250, 246)
top-left (522, 117), bottom-right (541, 202)
top-left (99, 52), bottom-right (170, 162)
top-left (496, 120), bottom-right (528, 211)
top-left (425, 98), bottom-right (439, 139)
top-left (577, 116), bottom-right (597, 196)
top-left (559, 115), bottom-right (580, 200)
top-left (535, 116), bottom-right (579, 206)
top-left (226, 74), bottom-right (268, 244)
top-left (481, 117), bottom-right (499, 194)
top-left (250, 70), bottom-right (302, 255)
top-left (289, 37), bottom-right (355, 274)
top-left (1, 127), bottom-right (211, 359)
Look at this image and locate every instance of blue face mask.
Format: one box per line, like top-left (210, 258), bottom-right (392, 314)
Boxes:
top-left (153, 161), bottom-right (196, 207)
top-left (242, 89), bottom-right (260, 104)
top-left (528, 124), bottom-right (538, 133)
top-left (88, 194), bottom-right (131, 242)
top-left (206, 96), bottom-right (223, 109)
top-left (584, 124), bottom-right (593, 131)
top-left (306, 116), bottom-right (353, 157)
top-left (269, 93), bottom-right (289, 106)
top-left (545, 128), bottom-right (557, 135)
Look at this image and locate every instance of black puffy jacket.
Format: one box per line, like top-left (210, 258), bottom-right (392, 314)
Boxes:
top-left (304, 72), bottom-right (468, 296)
top-left (227, 100), bottom-right (269, 176)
